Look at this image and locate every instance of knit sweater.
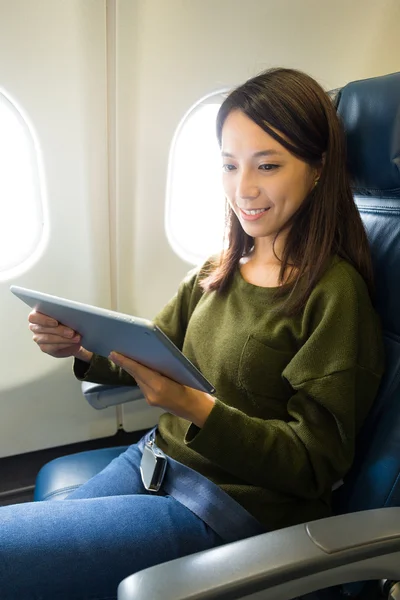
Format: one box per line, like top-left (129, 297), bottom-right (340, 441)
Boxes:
top-left (74, 256), bottom-right (384, 531)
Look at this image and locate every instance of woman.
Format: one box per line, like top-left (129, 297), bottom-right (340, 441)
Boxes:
top-left (1, 67), bottom-right (384, 600)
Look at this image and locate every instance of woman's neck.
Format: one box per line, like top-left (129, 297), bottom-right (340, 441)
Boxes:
top-left (249, 233), bottom-right (287, 266)
top-left (240, 234), bottom-right (295, 288)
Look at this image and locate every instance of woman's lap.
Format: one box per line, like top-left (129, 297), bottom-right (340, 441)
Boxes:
top-left (0, 443), bottom-right (223, 600)
top-left (66, 444), bottom-right (153, 499)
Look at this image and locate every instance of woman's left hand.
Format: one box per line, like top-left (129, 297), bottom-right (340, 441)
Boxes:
top-left (109, 352), bottom-right (215, 428)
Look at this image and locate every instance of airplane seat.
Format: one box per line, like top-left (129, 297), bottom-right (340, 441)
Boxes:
top-left (33, 70), bottom-right (400, 600)
top-left (33, 446), bottom-right (129, 501)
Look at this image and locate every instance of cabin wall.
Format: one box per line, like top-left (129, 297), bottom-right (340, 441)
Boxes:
top-left (1, 0), bottom-right (399, 456)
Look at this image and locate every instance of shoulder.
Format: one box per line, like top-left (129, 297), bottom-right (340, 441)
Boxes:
top-left (173, 255), bottom-right (219, 314)
top-left (300, 255), bottom-right (376, 334)
top-left (309, 255), bottom-right (370, 305)
top-left (181, 254), bottom-right (219, 289)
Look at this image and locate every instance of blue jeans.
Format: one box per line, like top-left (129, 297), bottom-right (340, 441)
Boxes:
top-left (0, 443), bottom-right (224, 600)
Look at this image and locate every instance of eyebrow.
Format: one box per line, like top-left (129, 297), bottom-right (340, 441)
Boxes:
top-left (221, 149), bottom-right (284, 158)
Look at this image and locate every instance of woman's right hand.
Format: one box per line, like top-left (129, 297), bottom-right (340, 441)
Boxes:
top-left (28, 310), bottom-right (93, 363)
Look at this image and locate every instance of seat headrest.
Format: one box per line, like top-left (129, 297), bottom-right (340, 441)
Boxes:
top-left (336, 71), bottom-right (400, 199)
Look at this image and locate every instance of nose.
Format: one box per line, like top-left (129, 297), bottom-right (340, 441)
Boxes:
top-left (237, 169), bottom-right (260, 201)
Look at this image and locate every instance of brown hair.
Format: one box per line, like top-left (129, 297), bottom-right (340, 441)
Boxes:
top-left (201, 67), bottom-right (374, 314)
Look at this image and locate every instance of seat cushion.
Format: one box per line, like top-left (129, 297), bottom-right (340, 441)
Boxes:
top-left (34, 446), bottom-right (129, 501)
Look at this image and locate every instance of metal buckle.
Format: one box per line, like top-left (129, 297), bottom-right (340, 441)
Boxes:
top-left (140, 439), bottom-right (167, 492)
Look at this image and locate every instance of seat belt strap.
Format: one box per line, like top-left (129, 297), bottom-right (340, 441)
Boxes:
top-left (138, 427), bottom-right (265, 543)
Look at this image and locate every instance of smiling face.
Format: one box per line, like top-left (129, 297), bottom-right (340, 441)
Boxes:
top-left (221, 110), bottom-right (319, 257)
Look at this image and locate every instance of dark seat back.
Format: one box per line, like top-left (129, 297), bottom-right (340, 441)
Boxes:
top-left (332, 72), bottom-right (400, 520)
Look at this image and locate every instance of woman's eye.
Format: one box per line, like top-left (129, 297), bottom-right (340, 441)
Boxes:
top-left (222, 164), bottom-right (236, 172)
top-left (259, 164), bottom-right (278, 171)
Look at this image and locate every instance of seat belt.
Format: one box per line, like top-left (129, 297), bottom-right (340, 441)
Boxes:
top-left (137, 427), bottom-right (266, 544)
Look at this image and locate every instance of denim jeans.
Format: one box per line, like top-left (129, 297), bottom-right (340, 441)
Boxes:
top-left (0, 443), bottom-right (224, 600)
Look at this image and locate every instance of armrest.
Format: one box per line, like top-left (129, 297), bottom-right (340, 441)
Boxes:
top-left (118, 508), bottom-right (400, 600)
top-left (81, 381), bottom-right (144, 409)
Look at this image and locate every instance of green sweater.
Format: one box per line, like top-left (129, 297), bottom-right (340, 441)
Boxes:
top-left (75, 256), bottom-right (384, 531)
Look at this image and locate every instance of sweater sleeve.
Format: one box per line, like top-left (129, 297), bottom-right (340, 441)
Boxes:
top-left (73, 264), bottom-right (204, 385)
top-left (185, 264), bottom-right (384, 500)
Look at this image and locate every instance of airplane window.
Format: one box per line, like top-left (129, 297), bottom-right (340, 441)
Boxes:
top-left (166, 98), bottom-right (226, 265)
top-left (0, 91), bottom-right (44, 274)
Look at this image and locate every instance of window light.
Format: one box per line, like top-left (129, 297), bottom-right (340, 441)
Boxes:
top-left (0, 91), bottom-right (45, 274)
top-left (166, 96), bottom-right (227, 265)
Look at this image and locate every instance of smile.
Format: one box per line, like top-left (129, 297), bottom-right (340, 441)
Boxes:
top-left (241, 208), bottom-right (268, 215)
top-left (239, 207), bottom-right (270, 221)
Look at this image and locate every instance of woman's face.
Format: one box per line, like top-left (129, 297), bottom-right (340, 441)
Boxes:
top-left (221, 110), bottom-right (318, 245)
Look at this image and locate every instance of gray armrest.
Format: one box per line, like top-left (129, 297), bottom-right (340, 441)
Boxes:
top-left (118, 508), bottom-right (400, 600)
top-left (81, 381), bottom-right (144, 409)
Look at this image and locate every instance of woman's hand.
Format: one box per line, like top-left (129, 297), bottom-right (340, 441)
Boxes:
top-left (28, 310), bottom-right (93, 362)
top-left (110, 351), bottom-right (215, 428)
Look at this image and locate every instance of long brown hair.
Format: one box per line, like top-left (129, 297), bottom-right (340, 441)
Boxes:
top-left (201, 67), bottom-right (374, 314)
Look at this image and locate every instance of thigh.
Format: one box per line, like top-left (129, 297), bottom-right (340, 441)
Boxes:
top-left (0, 494), bottom-right (223, 600)
top-left (66, 443), bottom-right (149, 499)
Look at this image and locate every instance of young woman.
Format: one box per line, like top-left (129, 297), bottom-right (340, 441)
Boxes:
top-left (1, 67), bottom-right (384, 600)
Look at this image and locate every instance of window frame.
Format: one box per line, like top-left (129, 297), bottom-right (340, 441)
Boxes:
top-left (0, 88), bottom-right (48, 280)
top-left (165, 89), bottom-right (229, 265)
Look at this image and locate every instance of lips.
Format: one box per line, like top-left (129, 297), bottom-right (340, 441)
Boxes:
top-left (241, 208), bottom-right (268, 215)
top-left (238, 207), bottom-right (271, 221)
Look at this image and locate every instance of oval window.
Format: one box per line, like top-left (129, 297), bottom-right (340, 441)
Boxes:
top-left (0, 91), bottom-right (45, 274)
top-left (166, 94), bottom-right (227, 265)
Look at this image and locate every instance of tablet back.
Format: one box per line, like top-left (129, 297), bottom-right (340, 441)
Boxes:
top-left (10, 286), bottom-right (215, 394)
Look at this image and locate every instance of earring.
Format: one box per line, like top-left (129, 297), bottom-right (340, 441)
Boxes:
top-left (314, 177), bottom-right (320, 188)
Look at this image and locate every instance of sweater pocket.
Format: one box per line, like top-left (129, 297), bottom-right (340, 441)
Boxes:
top-left (238, 335), bottom-right (293, 401)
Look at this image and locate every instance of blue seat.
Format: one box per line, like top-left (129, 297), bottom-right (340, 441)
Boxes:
top-left (34, 71), bottom-right (400, 599)
top-left (34, 446), bottom-right (129, 501)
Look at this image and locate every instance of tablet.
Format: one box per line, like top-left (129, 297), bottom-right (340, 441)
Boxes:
top-left (10, 285), bottom-right (215, 394)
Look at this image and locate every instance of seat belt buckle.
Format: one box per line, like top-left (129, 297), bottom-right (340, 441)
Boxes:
top-left (140, 439), bottom-right (167, 492)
